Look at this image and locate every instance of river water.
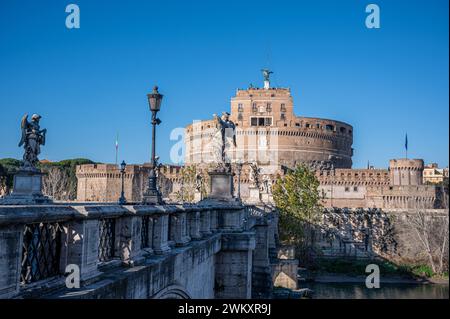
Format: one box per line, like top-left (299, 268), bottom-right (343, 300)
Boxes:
top-left (302, 282), bottom-right (449, 299)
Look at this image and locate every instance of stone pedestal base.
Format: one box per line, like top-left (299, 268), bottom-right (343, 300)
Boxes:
top-left (208, 170), bottom-right (234, 201)
top-left (194, 191), bottom-right (202, 202)
top-left (142, 192), bottom-right (162, 205)
top-left (247, 186), bottom-right (261, 203)
top-left (261, 192), bottom-right (272, 203)
top-left (0, 170), bottom-right (51, 205)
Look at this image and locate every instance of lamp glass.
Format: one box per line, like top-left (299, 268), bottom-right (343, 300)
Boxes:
top-left (148, 86), bottom-right (163, 112)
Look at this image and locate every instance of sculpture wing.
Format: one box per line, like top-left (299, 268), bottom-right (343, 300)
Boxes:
top-left (18, 114), bottom-right (28, 147)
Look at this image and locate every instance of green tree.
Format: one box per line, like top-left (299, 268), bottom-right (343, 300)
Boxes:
top-left (0, 158), bottom-right (21, 194)
top-left (272, 164), bottom-right (323, 263)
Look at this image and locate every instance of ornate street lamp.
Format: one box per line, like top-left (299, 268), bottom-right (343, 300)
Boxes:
top-left (118, 160), bottom-right (127, 204)
top-left (143, 86), bottom-right (163, 204)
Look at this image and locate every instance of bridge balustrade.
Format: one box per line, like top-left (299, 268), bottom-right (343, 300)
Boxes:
top-left (0, 203), bottom-right (245, 298)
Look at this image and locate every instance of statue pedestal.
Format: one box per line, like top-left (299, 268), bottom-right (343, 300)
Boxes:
top-left (208, 170), bottom-right (234, 201)
top-left (194, 191), bottom-right (202, 202)
top-left (261, 192), bottom-right (273, 203)
top-left (0, 170), bottom-right (51, 205)
top-left (247, 186), bottom-right (261, 203)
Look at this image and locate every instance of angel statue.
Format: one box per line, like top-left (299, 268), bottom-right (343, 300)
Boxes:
top-left (195, 173), bottom-right (203, 192)
top-left (211, 112), bottom-right (237, 167)
top-left (18, 114), bottom-right (47, 170)
top-left (249, 162), bottom-right (261, 188)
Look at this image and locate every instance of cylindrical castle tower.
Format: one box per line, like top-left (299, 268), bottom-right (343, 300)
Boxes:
top-left (184, 72), bottom-right (354, 169)
top-left (389, 158), bottom-right (424, 186)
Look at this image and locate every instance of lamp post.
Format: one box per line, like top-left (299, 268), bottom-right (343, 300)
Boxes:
top-left (143, 86), bottom-right (163, 204)
top-left (118, 160), bottom-right (126, 204)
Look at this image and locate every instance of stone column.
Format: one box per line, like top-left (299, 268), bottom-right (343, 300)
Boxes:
top-left (171, 212), bottom-right (190, 246)
top-left (0, 225), bottom-right (23, 298)
top-left (210, 210), bottom-right (218, 233)
top-left (251, 223), bottom-right (273, 298)
top-left (117, 216), bottom-right (143, 266)
top-left (152, 213), bottom-right (171, 254)
top-left (141, 216), bottom-right (154, 254)
top-left (200, 210), bottom-right (212, 237)
top-left (188, 211), bottom-right (201, 240)
top-left (220, 208), bottom-right (246, 231)
top-left (63, 219), bottom-right (101, 281)
top-left (215, 232), bottom-right (256, 299)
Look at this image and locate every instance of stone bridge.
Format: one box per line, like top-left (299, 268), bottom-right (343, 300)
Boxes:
top-left (0, 202), bottom-right (294, 299)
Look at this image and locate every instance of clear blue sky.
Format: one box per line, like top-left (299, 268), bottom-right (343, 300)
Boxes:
top-left (0, 0), bottom-right (448, 168)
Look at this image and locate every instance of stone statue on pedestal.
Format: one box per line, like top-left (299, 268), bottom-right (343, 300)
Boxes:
top-left (0, 114), bottom-right (50, 205)
top-left (249, 163), bottom-right (261, 188)
top-left (18, 114), bottom-right (47, 171)
top-left (211, 112), bottom-right (236, 172)
top-left (204, 112), bottom-right (237, 202)
top-left (262, 175), bottom-right (272, 194)
top-left (247, 162), bottom-right (262, 203)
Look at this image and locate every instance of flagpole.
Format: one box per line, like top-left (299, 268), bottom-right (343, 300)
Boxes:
top-left (115, 133), bottom-right (119, 166)
top-left (405, 133), bottom-right (408, 159)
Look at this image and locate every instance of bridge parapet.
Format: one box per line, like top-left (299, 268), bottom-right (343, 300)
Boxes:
top-left (0, 202), bottom-right (251, 299)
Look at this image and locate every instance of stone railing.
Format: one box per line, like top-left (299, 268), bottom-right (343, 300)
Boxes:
top-left (0, 202), bottom-right (248, 298)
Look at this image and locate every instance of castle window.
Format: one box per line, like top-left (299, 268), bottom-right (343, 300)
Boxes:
top-left (317, 123), bottom-right (321, 129)
top-left (340, 127), bottom-right (346, 133)
top-left (349, 129), bottom-right (352, 135)
top-left (238, 103), bottom-right (243, 112)
top-left (258, 118), bottom-right (265, 126)
top-left (280, 103), bottom-right (286, 112)
top-left (295, 123), bottom-right (300, 127)
top-left (252, 103), bottom-right (257, 113)
top-left (280, 113), bottom-right (286, 120)
top-left (345, 187), bottom-right (350, 192)
top-left (238, 113), bottom-right (243, 121)
top-left (266, 103), bottom-right (272, 112)
top-left (250, 116), bottom-right (272, 127)
top-left (325, 124), bottom-right (334, 131)
top-left (353, 186), bottom-right (358, 192)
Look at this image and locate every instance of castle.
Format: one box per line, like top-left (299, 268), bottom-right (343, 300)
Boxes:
top-left (76, 73), bottom-right (445, 209)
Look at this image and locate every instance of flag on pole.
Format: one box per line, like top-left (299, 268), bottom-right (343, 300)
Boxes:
top-left (405, 133), bottom-right (408, 159)
top-left (115, 133), bottom-right (119, 165)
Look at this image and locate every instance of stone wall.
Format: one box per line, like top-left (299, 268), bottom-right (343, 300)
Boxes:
top-left (0, 202), bottom-right (285, 299)
top-left (317, 208), bottom-right (449, 266)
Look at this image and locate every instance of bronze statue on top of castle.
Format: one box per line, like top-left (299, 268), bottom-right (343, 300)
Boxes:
top-left (261, 69), bottom-right (273, 82)
top-left (18, 114), bottom-right (47, 171)
top-left (212, 112), bottom-right (236, 170)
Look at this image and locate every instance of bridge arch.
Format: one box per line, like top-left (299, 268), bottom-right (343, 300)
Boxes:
top-left (152, 284), bottom-right (192, 299)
